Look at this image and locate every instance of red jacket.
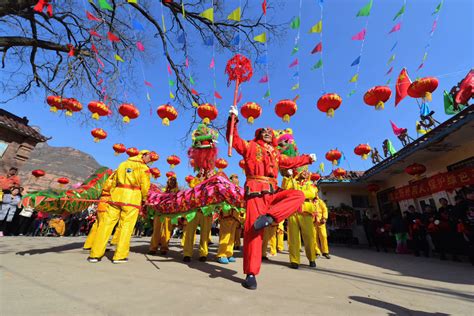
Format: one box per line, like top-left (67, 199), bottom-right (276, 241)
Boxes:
top-left (227, 120), bottom-right (312, 198)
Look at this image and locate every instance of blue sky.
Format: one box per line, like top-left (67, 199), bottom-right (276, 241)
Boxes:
top-left (2, 0), bottom-right (473, 185)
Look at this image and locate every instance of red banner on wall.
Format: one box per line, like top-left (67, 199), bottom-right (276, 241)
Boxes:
top-left (389, 167), bottom-right (474, 202)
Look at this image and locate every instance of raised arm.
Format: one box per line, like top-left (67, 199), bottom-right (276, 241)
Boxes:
top-left (226, 109), bottom-right (248, 156)
top-left (279, 154), bottom-right (314, 170)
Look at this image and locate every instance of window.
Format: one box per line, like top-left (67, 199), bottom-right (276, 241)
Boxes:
top-left (0, 141), bottom-right (8, 158)
top-left (351, 195), bottom-right (369, 208)
top-left (447, 156), bottom-right (474, 171)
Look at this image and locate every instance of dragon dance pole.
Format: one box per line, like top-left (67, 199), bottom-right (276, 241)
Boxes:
top-left (225, 54), bottom-right (253, 157)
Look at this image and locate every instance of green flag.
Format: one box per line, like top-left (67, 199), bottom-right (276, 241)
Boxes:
top-left (311, 59), bottom-right (323, 70)
top-left (168, 79), bottom-right (175, 87)
top-left (387, 139), bottom-right (397, 155)
top-left (432, 1), bottom-right (443, 15)
top-left (263, 89), bottom-right (270, 98)
top-left (98, 0), bottom-right (113, 11)
top-left (356, 0), bottom-right (373, 17)
top-left (290, 16), bottom-right (301, 29)
top-left (189, 76), bottom-right (195, 85)
top-left (386, 78), bottom-right (392, 85)
top-left (291, 83), bottom-right (299, 90)
top-left (387, 54), bottom-right (396, 64)
top-left (348, 90), bottom-right (356, 97)
top-left (291, 45), bottom-right (299, 55)
top-left (393, 5), bottom-right (405, 20)
top-left (422, 52), bottom-right (428, 62)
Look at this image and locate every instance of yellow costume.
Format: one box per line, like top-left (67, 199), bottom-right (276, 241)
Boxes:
top-left (262, 224), bottom-right (278, 256)
top-left (314, 198), bottom-right (329, 256)
top-left (183, 211), bottom-right (212, 259)
top-left (233, 212), bottom-right (245, 249)
top-left (216, 209), bottom-right (240, 260)
top-left (276, 221), bottom-right (285, 252)
top-left (149, 184), bottom-right (177, 254)
top-left (49, 218), bottom-right (65, 236)
top-left (182, 177), bottom-right (212, 260)
top-left (83, 172), bottom-right (116, 249)
top-left (286, 176), bottom-right (318, 265)
top-left (89, 152), bottom-right (151, 261)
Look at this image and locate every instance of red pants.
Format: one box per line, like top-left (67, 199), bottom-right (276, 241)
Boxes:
top-left (243, 189), bottom-right (305, 275)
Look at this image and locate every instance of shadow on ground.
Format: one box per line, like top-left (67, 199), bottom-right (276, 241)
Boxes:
top-left (349, 296), bottom-right (450, 316)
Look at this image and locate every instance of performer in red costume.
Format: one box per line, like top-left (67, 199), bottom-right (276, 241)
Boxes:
top-left (226, 106), bottom-right (316, 290)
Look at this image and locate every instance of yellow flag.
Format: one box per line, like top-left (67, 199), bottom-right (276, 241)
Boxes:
top-left (253, 32), bottom-right (267, 43)
top-left (127, 0), bottom-right (137, 3)
top-left (182, 2), bottom-right (185, 18)
top-left (291, 83), bottom-right (299, 90)
top-left (349, 73), bottom-right (359, 83)
top-left (228, 7), bottom-right (241, 21)
top-left (319, 162), bottom-right (325, 173)
top-left (162, 14), bottom-right (166, 32)
top-left (309, 20), bottom-right (322, 33)
top-left (200, 7), bottom-right (214, 22)
top-left (114, 54), bottom-right (124, 62)
top-left (192, 101), bottom-right (199, 108)
top-left (170, 91), bottom-right (175, 99)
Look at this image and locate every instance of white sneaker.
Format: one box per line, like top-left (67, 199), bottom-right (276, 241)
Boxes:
top-left (87, 257), bottom-right (100, 263)
top-left (112, 258), bottom-right (128, 264)
top-left (0, 231), bottom-right (4, 237)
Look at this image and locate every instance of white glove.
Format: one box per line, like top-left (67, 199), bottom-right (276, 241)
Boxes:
top-left (287, 169), bottom-right (293, 176)
top-left (229, 105), bottom-right (238, 117)
top-left (309, 153), bottom-right (317, 162)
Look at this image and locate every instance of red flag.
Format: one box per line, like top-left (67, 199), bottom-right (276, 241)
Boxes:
top-left (91, 44), bottom-right (98, 54)
top-left (389, 22), bottom-right (401, 34)
top-left (351, 28), bottom-right (366, 40)
top-left (395, 68), bottom-right (411, 106)
top-left (136, 41), bottom-right (145, 51)
top-left (262, 0), bottom-right (267, 15)
top-left (259, 75), bottom-right (268, 83)
top-left (390, 120), bottom-right (405, 136)
top-left (66, 44), bottom-right (74, 57)
top-left (144, 81), bottom-right (153, 88)
top-left (311, 42), bottom-right (322, 54)
top-left (97, 79), bottom-right (104, 86)
top-left (191, 89), bottom-right (199, 95)
top-left (107, 32), bottom-right (120, 42)
top-left (34, 0), bottom-right (53, 17)
top-left (455, 70), bottom-right (474, 104)
top-left (89, 29), bottom-right (102, 38)
top-left (289, 58), bottom-right (299, 68)
top-left (86, 10), bottom-right (101, 22)
top-left (214, 91), bottom-right (222, 99)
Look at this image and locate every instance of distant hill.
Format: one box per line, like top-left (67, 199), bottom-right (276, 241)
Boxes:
top-left (18, 142), bottom-right (104, 192)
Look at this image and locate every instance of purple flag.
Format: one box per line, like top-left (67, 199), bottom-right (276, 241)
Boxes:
top-left (259, 75), bottom-right (269, 83)
top-left (289, 58), bottom-right (299, 68)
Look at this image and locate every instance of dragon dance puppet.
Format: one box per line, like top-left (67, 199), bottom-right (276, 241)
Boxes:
top-left (21, 167), bottom-right (113, 215)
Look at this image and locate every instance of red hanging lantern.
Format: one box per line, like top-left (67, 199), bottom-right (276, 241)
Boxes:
top-left (317, 93), bottom-right (342, 117)
top-left (126, 147), bottom-right (139, 157)
top-left (275, 99), bottom-right (297, 122)
top-left (215, 158), bottom-right (228, 170)
top-left (113, 143), bottom-right (126, 155)
top-left (364, 86), bottom-right (392, 110)
top-left (367, 183), bottom-right (381, 194)
top-left (149, 167), bottom-right (161, 179)
top-left (240, 102), bottom-right (262, 124)
top-left (407, 77), bottom-right (439, 102)
top-left (167, 155), bottom-right (181, 168)
top-left (197, 103), bottom-right (218, 124)
top-left (118, 103), bottom-right (140, 123)
top-left (325, 149), bottom-right (342, 165)
top-left (91, 128), bottom-right (107, 142)
top-left (149, 151), bottom-right (159, 162)
top-left (239, 159), bottom-right (246, 170)
top-left (310, 173), bottom-right (321, 182)
top-left (157, 104), bottom-right (178, 126)
top-left (57, 177), bottom-right (70, 185)
top-left (46, 95), bottom-right (64, 112)
top-left (354, 144), bottom-right (372, 160)
top-left (88, 101), bottom-right (109, 120)
top-left (185, 175), bottom-right (195, 184)
top-left (333, 168), bottom-right (347, 180)
top-left (166, 171), bottom-right (176, 178)
top-left (405, 163), bottom-right (426, 178)
top-left (62, 98), bottom-right (83, 116)
top-left (32, 169), bottom-right (46, 178)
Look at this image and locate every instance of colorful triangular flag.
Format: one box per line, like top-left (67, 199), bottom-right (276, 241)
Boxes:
top-left (393, 4), bottom-right (405, 21)
top-left (432, 1), bottom-right (443, 15)
top-left (114, 54), bottom-right (124, 62)
top-left (107, 32), bottom-right (120, 42)
top-left (387, 54), bottom-right (396, 64)
top-left (311, 42), bottom-right (322, 54)
top-left (311, 59), bottom-right (323, 70)
top-left (291, 83), bottom-right (299, 90)
top-left (389, 22), bottom-right (401, 34)
top-left (351, 56), bottom-right (361, 66)
top-left (86, 11), bottom-right (101, 22)
top-left (98, 0), bottom-right (113, 11)
top-left (227, 7), bottom-right (241, 22)
top-left (386, 67), bottom-right (393, 75)
top-left (309, 20), bottom-right (322, 33)
top-left (351, 28), bottom-right (366, 40)
top-left (395, 68), bottom-right (411, 106)
top-left (290, 16), bottom-right (301, 29)
top-left (136, 41), bottom-right (145, 51)
top-left (349, 73), bottom-right (359, 83)
top-left (209, 57), bottom-right (215, 68)
top-left (356, 0), bottom-right (373, 17)
top-left (200, 7), bottom-right (214, 22)
top-left (259, 75), bottom-right (269, 83)
top-left (214, 91), bottom-right (222, 99)
top-left (254, 33), bottom-right (267, 43)
top-left (289, 58), bottom-right (299, 68)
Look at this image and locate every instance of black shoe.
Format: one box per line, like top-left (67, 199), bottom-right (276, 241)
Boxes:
top-left (199, 256), bottom-right (207, 262)
top-left (253, 215), bottom-right (274, 231)
top-left (234, 245), bottom-right (240, 251)
top-left (83, 247), bottom-right (91, 251)
top-left (323, 253), bottom-right (331, 259)
top-left (148, 250), bottom-right (157, 255)
top-left (290, 262), bottom-right (299, 269)
top-left (87, 257), bottom-right (101, 263)
top-left (262, 256), bottom-right (269, 261)
top-left (183, 256), bottom-right (191, 262)
top-left (309, 261), bottom-right (316, 268)
top-left (241, 274), bottom-right (257, 290)
top-left (160, 250), bottom-right (168, 256)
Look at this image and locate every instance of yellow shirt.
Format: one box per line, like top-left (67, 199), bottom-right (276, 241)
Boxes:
top-left (314, 199), bottom-right (328, 222)
top-left (111, 156), bottom-right (151, 206)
